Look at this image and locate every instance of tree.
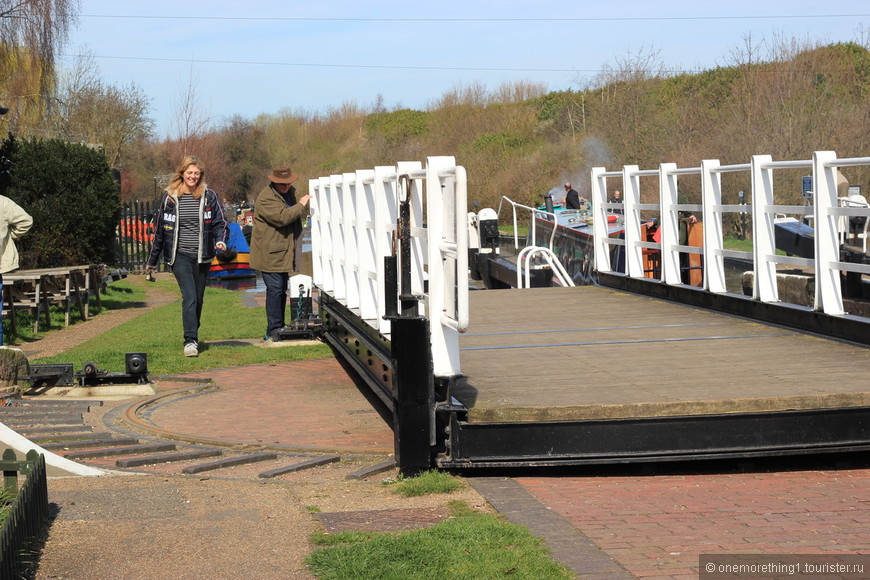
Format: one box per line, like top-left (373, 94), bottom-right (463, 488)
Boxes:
top-left (0, 0), bottom-right (78, 133)
top-left (4, 135), bottom-right (120, 268)
top-left (219, 116), bottom-right (267, 204)
top-left (586, 45), bottom-right (669, 166)
top-left (169, 66), bottom-right (211, 159)
top-left (51, 52), bottom-right (155, 167)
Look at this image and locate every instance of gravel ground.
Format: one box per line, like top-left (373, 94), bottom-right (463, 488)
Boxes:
top-left (19, 273), bottom-right (493, 579)
top-left (33, 457), bottom-right (490, 579)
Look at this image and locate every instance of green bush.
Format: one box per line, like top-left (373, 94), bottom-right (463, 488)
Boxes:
top-left (365, 109), bottom-right (429, 145)
top-left (0, 135), bottom-right (120, 269)
top-left (471, 131), bottom-right (532, 153)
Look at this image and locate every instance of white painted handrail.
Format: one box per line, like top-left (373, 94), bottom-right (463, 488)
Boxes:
top-left (591, 151), bottom-right (870, 317)
top-left (310, 156), bottom-right (468, 377)
top-left (496, 196), bottom-right (559, 251)
top-left (516, 246), bottom-right (576, 289)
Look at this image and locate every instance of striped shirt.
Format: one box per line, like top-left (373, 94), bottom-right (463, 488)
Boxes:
top-left (176, 193), bottom-right (201, 256)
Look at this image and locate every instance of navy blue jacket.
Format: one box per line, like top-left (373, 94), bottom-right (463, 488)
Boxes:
top-left (147, 188), bottom-right (228, 267)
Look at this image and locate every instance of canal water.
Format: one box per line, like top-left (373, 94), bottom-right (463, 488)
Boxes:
top-left (206, 238), bottom-right (312, 293)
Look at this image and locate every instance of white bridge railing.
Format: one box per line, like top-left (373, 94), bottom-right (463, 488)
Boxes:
top-left (591, 151), bottom-right (870, 317)
top-left (309, 156), bottom-right (468, 377)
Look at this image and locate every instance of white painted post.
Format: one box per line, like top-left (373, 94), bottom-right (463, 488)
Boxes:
top-left (309, 178), bottom-right (324, 290)
top-left (425, 156), bottom-right (464, 377)
top-left (375, 166), bottom-right (399, 336)
top-left (591, 167), bottom-right (612, 273)
top-left (343, 172), bottom-right (361, 311)
top-left (591, 167), bottom-right (613, 272)
top-left (623, 165), bottom-right (644, 278)
top-left (751, 155), bottom-right (778, 303)
top-left (701, 159), bottom-right (726, 293)
top-left (659, 163), bottom-right (682, 285)
top-left (329, 174), bottom-right (347, 301)
top-left (812, 151), bottom-right (846, 315)
top-left (356, 169), bottom-right (378, 322)
top-left (316, 176), bottom-right (335, 293)
top-left (396, 161), bottom-right (425, 316)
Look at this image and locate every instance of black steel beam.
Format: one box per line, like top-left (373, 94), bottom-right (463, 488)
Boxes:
top-left (319, 292), bottom-right (395, 411)
top-left (392, 316), bottom-right (435, 474)
top-left (437, 406), bottom-right (870, 468)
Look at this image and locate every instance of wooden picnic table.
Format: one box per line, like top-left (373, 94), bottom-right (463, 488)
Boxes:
top-left (3, 265), bottom-right (99, 334)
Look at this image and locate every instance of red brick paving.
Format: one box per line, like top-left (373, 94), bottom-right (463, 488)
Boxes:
top-left (517, 468), bottom-right (870, 579)
top-left (147, 358), bottom-right (393, 454)
top-left (106, 343), bottom-right (870, 579)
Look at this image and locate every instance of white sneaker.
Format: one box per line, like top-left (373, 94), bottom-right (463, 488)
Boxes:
top-left (183, 341), bottom-right (199, 357)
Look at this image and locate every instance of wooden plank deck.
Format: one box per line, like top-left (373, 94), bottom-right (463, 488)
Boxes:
top-left (454, 286), bottom-right (870, 422)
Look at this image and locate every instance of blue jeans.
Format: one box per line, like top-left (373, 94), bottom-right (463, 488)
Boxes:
top-left (261, 271), bottom-right (289, 336)
top-left (172, 253), bottom-right (210, 344)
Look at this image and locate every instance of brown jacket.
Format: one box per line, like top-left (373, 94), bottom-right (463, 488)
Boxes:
top-left (249, 184), bottom-right (307, 273)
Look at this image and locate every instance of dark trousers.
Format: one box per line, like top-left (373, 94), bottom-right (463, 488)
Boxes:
top-left (172, 252), bottom-right (210, 344)
top-left (262, 271), bottom-right (289, 336)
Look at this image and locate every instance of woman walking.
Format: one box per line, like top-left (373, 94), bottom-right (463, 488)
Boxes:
top-left (146, 156), bottom-right (228, 356)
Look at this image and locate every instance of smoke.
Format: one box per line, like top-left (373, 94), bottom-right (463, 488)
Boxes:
top-left (548, 136), bottom-right (614, 202)
top-left (566, 136), bottom-right (614, 199)
top-left (581, 136), bottom-right (612, 168)
top-left (546, 185), bottom-right (565, 205)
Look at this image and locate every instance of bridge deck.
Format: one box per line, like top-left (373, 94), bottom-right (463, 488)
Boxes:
top-left (454, 286), bottom-right (870, 422)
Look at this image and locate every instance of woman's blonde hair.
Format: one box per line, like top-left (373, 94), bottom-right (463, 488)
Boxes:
top-left (169, 155), bottom-right (206, 199)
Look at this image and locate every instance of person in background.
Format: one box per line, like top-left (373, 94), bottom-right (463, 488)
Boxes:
top-left (249, 166), bottom-right (311, 341)
top-left (0, 195), bottom-right (32, 346)
top-left (146, 156), bottom-right (228, 357)
top-left (564, 182), bottom-right (581, 209)
top-left (609, 190), bottom-right (624, 214)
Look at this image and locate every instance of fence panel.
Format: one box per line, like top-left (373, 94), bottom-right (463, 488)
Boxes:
top-left (117, 201), bottom-right (158, 273)
top-left (0, 449), bottom-right (49, 579)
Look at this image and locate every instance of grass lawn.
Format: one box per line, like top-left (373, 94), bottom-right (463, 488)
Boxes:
top-left (28, 278), bottom-right (332, 376)
top-left (307, 501), bottom-right (572, 580)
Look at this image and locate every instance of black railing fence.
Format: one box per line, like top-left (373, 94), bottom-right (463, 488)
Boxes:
top-left (0, 449), bottom-right (49, 578)
top-left (117, 201), bottom-right (160, 274)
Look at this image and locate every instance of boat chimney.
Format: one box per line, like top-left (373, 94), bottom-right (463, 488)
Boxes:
top-left (544, 192), bottom-right (554, 214)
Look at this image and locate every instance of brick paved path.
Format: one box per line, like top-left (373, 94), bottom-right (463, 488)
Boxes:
top-left (147, 358), bottom-right (394, 454)
top-left (516, 466), bottom-right (870, 579)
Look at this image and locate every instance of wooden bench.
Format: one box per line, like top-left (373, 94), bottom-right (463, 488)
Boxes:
top-left (3, 265), bottom-right (99, 334)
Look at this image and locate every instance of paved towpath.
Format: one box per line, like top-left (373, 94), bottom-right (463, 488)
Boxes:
top-left (23, 274), bottom-right (870, 578)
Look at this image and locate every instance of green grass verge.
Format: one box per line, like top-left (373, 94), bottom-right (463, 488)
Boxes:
top-left (723, 236), bottom-right (753, 252)
top-left (306, 502), bottom-right (572, 580)
top-left (30, 278), bottom-right (332, 375)
top-left (387, 470), bottom-right (465, 497)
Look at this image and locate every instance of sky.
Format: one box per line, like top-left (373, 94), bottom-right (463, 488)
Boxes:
top-left (63, 1), bottom-right (870, 139)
